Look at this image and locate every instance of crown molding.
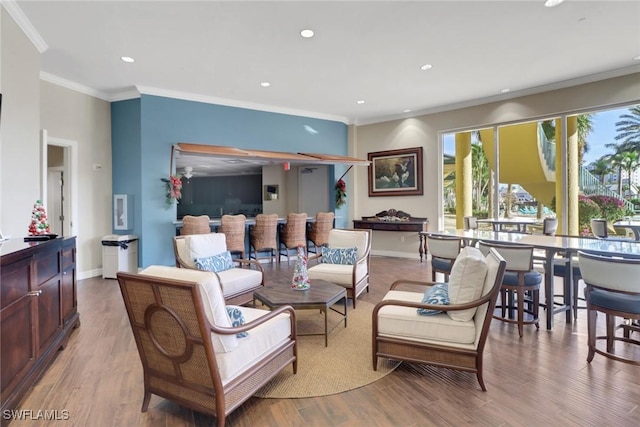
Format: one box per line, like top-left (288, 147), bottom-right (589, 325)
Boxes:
top-left (40, 72), bottom-right (111, 101)
top-left (133, 85), bottom-right (350, 125)
top-left (1, 0), bottom-right (48, 53)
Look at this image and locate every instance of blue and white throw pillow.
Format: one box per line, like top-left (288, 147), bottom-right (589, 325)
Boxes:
top-left (321, 246), bottom-right (358, 265)
top-left (194, 251), bottom-right (234, 273)
top-left (417, 283), bottom-right (449, 315)
top-left (225, 306), bottom-right (248, 338)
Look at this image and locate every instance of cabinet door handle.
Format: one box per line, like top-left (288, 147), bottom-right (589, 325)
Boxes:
top-left (28, 290), bottom-right (43, 297)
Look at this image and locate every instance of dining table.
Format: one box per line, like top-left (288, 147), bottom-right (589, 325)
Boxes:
top-left (422, 229), bottom-right (640, 330)
top-left (476, 217), bottom-right (541, 233)
top-left (613, 219), bottom-right (640, 241)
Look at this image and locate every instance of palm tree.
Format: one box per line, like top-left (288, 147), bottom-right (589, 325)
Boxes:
top-left (617, 150), bottom-right (640, 195)
top-left (541, 113), bottom-right (594, 164)
top-left (588, 157), bottom-right (613, 185)
top-left (471, 142), bottom-right (490, 211)
top-left (614, 105), bottom-right (640, 152)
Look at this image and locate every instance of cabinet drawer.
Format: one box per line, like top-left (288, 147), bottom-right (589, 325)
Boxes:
top-left (35, 249), bottom-right (60, 285)
top-left (0, 257), bottom-right (31, 310)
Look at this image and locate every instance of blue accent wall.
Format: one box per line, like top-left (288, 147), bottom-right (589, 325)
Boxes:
top-left (112, 95), bottom-right (348, 267)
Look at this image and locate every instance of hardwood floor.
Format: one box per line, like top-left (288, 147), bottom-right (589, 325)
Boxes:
top-left (10, 256), bottom-right (640, 426)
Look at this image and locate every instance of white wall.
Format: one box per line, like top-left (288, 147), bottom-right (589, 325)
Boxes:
top-left (0, 10), bottom-right (41, 240)
top-left (353, 73), bottom-right (640, 258)
top-left (40, 81), bottom-right (112, 277)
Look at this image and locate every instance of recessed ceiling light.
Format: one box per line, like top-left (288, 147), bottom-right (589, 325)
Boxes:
top-left (120, 56), bottom-right (135, 63)
top-left (300, 29), bottom-right (315, 38)
top-left (420, 64), bottom-right (433, 71)
top-left (403, 109), bottom-right (412, 113)
top-left (260, 82), bottom-right (271, 87)
top-left (544, 0), bottom-right (564, 8)
top-left (356, 100), bottom-right (365, 104)
top-left (500, 88), bottom-right (511, 93)
top-left (633, 55), bottom-right (640, 61)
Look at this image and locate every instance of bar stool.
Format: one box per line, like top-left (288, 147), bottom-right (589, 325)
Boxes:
top-left (249, 214), bottom-right (278, 264)
top-left (479, 241), bottom-right (541, 337)
top-left (180, 215), bottom-right (211, 235)
top-left (427, 234), bottom-right (463, 281)
top-left (218, 214), bottom-right (246, 259)
top-left (279, 212), bottom-right (308, 263)
top-left (307, 212), bottom-right (335, 255)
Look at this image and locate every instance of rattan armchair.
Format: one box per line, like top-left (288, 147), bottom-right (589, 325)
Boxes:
top-left (249, 214), bottom-right (279, 264)
top-left (218, 214), bottom-right (247, 258)
top-left (279, 212), bottom-right (308, 263)
top-left (173, 233), bottom-right (264, 306)
top-left (373, 247), bottom-right (506, 391)
top-left (308, 228), bottom-right (372, 309)
top-left (307, 212), bottom-right (335, 254)
top-left (118, 266), bottom-right (297, 427)
top-left (180, 215), bottom-right (211, 235)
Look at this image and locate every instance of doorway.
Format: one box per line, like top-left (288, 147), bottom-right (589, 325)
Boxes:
top-left (40, 131), bottom-right (78, 239)
top-left (298, 165), bottom-right (330, 216)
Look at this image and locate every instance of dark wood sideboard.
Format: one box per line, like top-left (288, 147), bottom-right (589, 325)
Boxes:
top-left (1, 237), bottom-right (79, 422)
top-left (352, 209), bottom-right (429, 261)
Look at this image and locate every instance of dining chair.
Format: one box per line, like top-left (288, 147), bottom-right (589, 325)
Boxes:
top-left (542, 217), bottom-right (558, 236)
top-left (427, 234), bottom-right (463, 282)
top-left (590, 218), bottom-right (609, 238)
top-left (478, 241), bottom-right (541, 337)
top-left (463, 216), bottom-right (478, 230)
top-left (578, 251), bottom-right (640, 366)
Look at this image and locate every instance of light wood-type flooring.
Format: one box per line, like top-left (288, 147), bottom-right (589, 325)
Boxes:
top-left (10, 256), bottom-right (640, 426)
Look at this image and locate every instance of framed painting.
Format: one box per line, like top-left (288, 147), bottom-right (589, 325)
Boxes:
top-left (368, 147), bottom-right (423, 197)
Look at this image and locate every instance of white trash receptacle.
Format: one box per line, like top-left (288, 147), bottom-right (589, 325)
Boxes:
top-left (102, 234), bottom-right (138, 279)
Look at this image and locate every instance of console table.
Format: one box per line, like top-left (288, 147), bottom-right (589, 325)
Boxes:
top-left (1, 237), bottom-right (79, 419)
top-left (352, 209), bottom-right (428, 261)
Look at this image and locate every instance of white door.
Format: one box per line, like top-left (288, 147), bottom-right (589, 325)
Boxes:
top-left (47, 168), bottom-right (64, 234)
top-left (298, 165), bottom-right (329, 216)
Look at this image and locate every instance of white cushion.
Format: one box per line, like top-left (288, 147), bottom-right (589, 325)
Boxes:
top-left (446, 246), bottom-right (488, 322)
top-left (139, 265), bottom-right (238, 353)
top-left (308, 262), bottom-right (367, 287)
top-left (216, 306), bottom-right (292, 384)
top-left (377, 290), bottom-right (477, 347)
top-left (327, 229), bottom-right (369, 262)
top-left (217, 268), bottom-right (263, 297)
top-left (185, 233), bottom-right (228, 261)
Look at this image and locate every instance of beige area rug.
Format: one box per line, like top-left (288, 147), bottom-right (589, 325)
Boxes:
top-left (255, 300), bottom-right (400, 398)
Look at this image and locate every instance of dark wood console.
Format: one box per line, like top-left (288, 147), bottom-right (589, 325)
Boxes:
top-left (1, 237), bottom-right (79, 422)
top-left (352, 209), bottom-right (429, 260)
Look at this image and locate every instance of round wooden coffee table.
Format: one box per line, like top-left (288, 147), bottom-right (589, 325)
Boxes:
top-left (253, 279), bottom-right (347, 347)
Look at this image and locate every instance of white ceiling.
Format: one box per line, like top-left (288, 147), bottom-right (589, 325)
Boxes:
top-left (10, 0), bottom-right (640, 127)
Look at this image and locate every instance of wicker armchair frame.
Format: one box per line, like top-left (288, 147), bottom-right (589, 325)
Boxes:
top-left (372, 248), bottom-right (506, 391)
top-left (117, 271), bottom-right (297, 427)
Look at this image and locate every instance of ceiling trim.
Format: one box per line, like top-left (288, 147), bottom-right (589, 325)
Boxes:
top-left (2, 0), bottom-right (48, 53)
top-left (135, 85), bottom-right (351, 125)
top-left (40, 72), bottom-right (111, 101)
